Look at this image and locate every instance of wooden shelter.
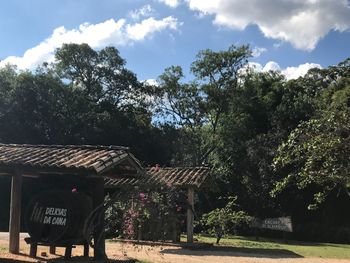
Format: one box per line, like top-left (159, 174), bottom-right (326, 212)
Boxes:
top-left (0, 143), bottom-right (143, 259)
top-left (104, 166), bottom-right (213, 243)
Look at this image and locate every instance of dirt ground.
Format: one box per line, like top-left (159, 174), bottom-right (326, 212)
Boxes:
top-left (1, 237), bottom-right (350, 263)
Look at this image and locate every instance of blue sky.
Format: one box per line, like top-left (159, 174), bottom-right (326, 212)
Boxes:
top-left (0, 0), bottom-right (349, 81)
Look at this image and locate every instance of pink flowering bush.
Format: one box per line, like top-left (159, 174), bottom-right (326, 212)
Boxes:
top-left (105, 186), bottom-right (187, 241)
top-left (122, 208), bottom-right (139, 238)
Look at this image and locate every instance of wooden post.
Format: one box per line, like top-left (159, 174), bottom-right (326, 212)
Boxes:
top-left (283, 231), bottom-right (288, 244)
top-left (83, 242), bottom-right (89, 257)
top-left (187, 187), bottom-right (194, 243)
top-left (90, 177), bottom-right (106, 260)
top-left (254, 228), bottom-right (260, 241)
top-left (172, 219), bottom-right (177, 243)
top-left (29, 243), bottom-right (37, 257)
top-left (49, 245), bottom-right (56, 254)
top-left (64, 246), bottom-right (72, 259)
top-left (9, 171), bottom-right (22, 254)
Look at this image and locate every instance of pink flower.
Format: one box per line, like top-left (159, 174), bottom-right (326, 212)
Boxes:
top-left (176, 205), bottom-right (182, 212)
top-left (155, 164), bottom-right (160, 172)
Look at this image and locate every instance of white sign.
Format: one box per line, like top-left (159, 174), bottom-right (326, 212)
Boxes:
top-left (30, 203), bottom-right (67, 226)
top-left (253, 216), bottom-right (293, 232)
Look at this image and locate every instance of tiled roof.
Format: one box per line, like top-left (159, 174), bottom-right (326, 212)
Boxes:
top-left (105, 166), bottom-right (212, 189)
top-left (0, 144), bottom-right (143, 175)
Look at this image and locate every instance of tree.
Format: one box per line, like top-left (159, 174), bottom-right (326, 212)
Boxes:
top-left (0, 68), bottom-right (78, 144)
top-left (0, 44), bottom-right (172, 165)
top-left (191, 45), bottom-right (251, 165)
top-left (200, 196), bottom-right (252, 244)
top-left (155, 45), bottom-right (251, 166)
top-left (273, 75), bottom-right (350, 209)
top-left (155, 66), bottom-right (206, 165)
top-left (214, 70), bottom-right (288, 216)
top-left (55, 43), bottom-right (149, 111)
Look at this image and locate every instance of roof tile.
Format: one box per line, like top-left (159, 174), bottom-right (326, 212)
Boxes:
top-left (0, 144), bottom-right (142, 175)
top-left (105, 166), bottom-right (213, 188)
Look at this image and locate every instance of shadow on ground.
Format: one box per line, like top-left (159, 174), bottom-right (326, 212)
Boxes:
top-left (0, 259), bottom-right (27, 263)
top-left (160, 246), bottom-right (303, 259)
top-left (0, 256), bottom-right (135, 263)
top-left (51, 257), bottom-right (135, 263)
top-left (46, 257), bottom-right (135, 263)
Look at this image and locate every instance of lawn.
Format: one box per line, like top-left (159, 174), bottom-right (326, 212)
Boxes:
top-left (187, 235), bottom-right (350, 259)
top-left (0, 245), bottom-right (6, 253)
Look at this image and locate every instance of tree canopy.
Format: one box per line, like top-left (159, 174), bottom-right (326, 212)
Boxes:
top-left (0, 43), bottom-right (349, 242)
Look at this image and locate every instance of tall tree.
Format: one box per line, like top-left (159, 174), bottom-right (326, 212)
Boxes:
top-left (55, 43), bottom-right (149, 111)
top-left (273, 63), bottom-right (350, 209)
top-left (156, 45), bottom-right (251, 165)
top-left (0, 68), bottom-right (77, 144)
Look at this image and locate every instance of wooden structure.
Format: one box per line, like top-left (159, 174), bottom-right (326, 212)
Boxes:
top-left (24, 237), bottom-right (89, 259)
top-left (0, 143), bottom-right (143, 259)
top-left (104, 166), bottom-right (213, 243)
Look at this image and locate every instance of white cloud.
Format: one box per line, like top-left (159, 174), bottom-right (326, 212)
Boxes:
top-left (158, 0), bottom-right (181, 8)
top-left (244, 62), bottom-right (262, 72)
top-left (282, 63), bottom-right (322, 80)
top-left (247, 61), bottom-right (322, 80)
top-left (143, 78), bottom-right (159, 86)
top-left (252, 47), bottom-right (267, 57)
top-left (126, 17), bottom-right (180, 41)
top-left (185, 0), bottom-right (350, 50)
top-left (129, 5), bottom-right (154, 21)
top-left (263, 61), bottom-right (281, 72)
top-left (0, 16), bottom-right (181, 70)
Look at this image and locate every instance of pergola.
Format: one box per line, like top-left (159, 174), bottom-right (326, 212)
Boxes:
top-left (0, 143), bottom-right (143, 259)
top-left (104, 166), bottom-right (213, 243)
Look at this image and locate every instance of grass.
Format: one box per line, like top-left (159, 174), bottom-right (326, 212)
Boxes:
top-left (0, 245), bottom-right (6, 253)
top-left (186, 234), bottom-right (350, 259)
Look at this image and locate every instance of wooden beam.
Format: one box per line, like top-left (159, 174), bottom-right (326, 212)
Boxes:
top-left (9, 171), bottom-right (22, 254)
top-left (0, 164), bottom-right (91, 176)
top-left (90, 177), bottom-right (106, 260)
top-left (187, 187), bottom-right (194, 243)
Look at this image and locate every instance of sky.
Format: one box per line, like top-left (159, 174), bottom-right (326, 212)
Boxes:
top-left (0, 0), bottom-right (349, 81)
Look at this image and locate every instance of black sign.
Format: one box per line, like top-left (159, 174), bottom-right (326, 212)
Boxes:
top-left (30, 203), bottom-right (67, 226)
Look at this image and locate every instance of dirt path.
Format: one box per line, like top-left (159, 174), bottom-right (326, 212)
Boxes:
top-left (0, 233), bottom-right (29, 241)
top-left (112, 242), bottom-right (350, 263)
top-left (1, 235), bottom-right (350, 263)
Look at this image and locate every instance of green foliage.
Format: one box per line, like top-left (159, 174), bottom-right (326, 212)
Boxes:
top-left (0, 42), bottom-right (350, 243)
top-left (155, 45), bottom-right (251, 166)
top-left (272, 63), bottom-right (350, 209)
top-left (105, 195), bottom-right (128, 238)
top-left (104, 187), bottom-right (186, 241)
top-left (273, 109), bottom-right (350, 209)
top-left (55, 43), bottom-right (147, 108)
top-left (0, 43), bottom-right (174, 164)
top-left (214, 70), bottom-right (288, 216)
top-left (199, 196), bottom-right (252, 244)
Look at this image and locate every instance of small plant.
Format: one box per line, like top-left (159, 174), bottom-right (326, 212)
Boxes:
top-left (199, 196), bottom-right (252, 244)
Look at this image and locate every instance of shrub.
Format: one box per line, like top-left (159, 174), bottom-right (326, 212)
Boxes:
top-left (199, 196), bottom-right (252, 244)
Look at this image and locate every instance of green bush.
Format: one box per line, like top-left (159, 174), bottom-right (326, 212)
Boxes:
top-left (199, 196), bottom-right (252, 244)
